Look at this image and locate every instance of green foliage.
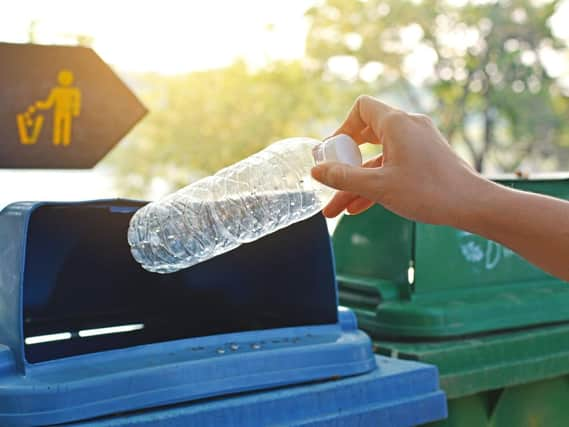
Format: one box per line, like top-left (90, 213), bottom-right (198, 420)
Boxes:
top-left (106, 61), bottom-right (356, 198)
top-left (107, 0), bottom-right (569, 197)
top-left (306, 0), bottom-right (569, 172)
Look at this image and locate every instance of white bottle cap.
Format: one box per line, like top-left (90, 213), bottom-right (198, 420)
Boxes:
top-left (312, 134), bottom-right (362, 167)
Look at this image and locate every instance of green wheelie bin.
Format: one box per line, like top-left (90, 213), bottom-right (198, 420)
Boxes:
top-left (333, 176), bottom-right (569, 427)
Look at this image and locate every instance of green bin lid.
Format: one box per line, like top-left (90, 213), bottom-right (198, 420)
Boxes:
top-left (333, 176), bottom-right (569, 338)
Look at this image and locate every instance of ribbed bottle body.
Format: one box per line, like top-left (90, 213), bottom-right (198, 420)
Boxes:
top-left (128, 138), bottom-right (334, 273)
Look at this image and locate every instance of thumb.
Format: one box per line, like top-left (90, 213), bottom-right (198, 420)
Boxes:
top-left (311, 162), bottom-right (381, 200)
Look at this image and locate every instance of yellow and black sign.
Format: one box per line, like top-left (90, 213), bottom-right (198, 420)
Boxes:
top-left (1, 43), bottom-right (147, 169)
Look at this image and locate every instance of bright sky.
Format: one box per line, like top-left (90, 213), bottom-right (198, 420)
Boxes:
top-left (0, 0), bottom-right (314, 74)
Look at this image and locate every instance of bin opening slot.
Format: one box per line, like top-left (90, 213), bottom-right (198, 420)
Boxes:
top-left (23, 203), bottom-right (337, 363)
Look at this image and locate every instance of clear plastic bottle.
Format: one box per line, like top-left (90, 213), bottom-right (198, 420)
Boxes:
top-left (128, 135), bottom-right (362, 273)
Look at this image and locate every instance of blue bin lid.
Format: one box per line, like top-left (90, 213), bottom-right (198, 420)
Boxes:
top-left (64, 356), bottom-right (448, 427)
top-left (0, 199), bottom-right (376, 426)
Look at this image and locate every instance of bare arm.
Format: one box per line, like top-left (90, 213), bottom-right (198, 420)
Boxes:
top-left (462, 179), bottom-right (569, 280)
top-left (311, 95), bottom-right (569, 281)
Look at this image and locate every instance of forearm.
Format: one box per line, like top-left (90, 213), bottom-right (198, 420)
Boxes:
top-left (454, 177), bottom-right (569, 281)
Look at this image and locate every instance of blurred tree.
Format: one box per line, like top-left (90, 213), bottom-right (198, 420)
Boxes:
top-left (306, 0), bottom-right (569, 172)
top-left (106, 61), bottom-right (355, 198)
top-left (27, 20), bottom-right (38, 43)
top-left (73, 34), bottom-right (95, 47)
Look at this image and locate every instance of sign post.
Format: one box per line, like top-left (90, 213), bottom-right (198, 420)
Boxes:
top-left (0, 43), bottom-right (147, 168)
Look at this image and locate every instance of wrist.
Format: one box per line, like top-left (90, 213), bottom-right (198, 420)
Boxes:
top-left (447, 174), bottom-right (506, 234)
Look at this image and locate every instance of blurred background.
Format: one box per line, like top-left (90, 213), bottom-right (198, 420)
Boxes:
top-left (1, 0), bottom-right (569, 206)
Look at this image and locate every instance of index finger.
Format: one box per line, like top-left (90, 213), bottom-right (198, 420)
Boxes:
top-left (333, 95), bottom-right (397, 144)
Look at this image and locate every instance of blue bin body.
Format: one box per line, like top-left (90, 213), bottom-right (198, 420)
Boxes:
top-left (0, 200), bottom-right (447, 426)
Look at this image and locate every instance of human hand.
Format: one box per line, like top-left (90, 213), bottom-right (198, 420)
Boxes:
top-left (311, 95), bottom-right (487, 226)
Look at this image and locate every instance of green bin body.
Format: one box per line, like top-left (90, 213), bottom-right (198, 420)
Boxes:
top-left (333, 176), bottom-right (569, 426)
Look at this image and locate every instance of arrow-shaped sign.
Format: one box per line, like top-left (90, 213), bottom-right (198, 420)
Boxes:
top-left (0, 43), bottom-right (147, 169)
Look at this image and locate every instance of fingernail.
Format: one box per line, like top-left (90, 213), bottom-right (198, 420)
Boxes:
top-left (311, 165), bottom-right (325, 181)
top-left (322, 207), bottom-right (336, 218)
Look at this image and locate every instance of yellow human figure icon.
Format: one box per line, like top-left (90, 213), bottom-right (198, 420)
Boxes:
top-left (34, 69), bottom-right (81, 146)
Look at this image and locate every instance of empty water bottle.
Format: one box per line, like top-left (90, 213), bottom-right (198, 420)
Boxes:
top-left (128, 135), bottom-right (362, 273)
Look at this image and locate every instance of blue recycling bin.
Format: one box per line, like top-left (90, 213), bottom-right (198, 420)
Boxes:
top-left (0, 200), bottom-right (447, 426)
